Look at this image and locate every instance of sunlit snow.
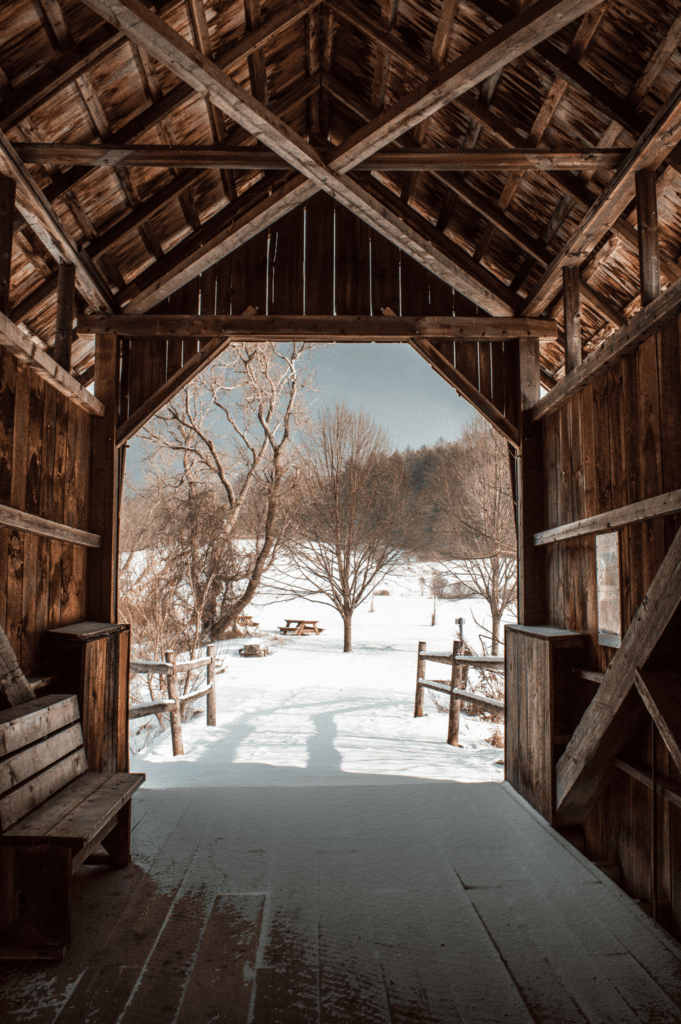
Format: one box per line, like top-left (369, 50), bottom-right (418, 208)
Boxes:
top-left (131, 571), bottom-right (509, 789)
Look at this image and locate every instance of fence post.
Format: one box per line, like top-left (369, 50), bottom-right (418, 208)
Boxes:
top-left (165, 650), bottom-right (184, 756)
top-left (447, 639), bottom-right (464, 747)
top-left (414, 641), bottom-right (426, 717)
top-left (206, 643), bottom-right (216, 726)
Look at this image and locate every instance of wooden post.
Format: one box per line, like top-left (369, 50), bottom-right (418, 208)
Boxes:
top-left (54, 262), bottom-right (76, 371)
top-left (0, 176), bottom-right (15, 317)
top-left (165, 650), bottom-right (184, 756)
top-left (414, 640), bottom-right (426, 717)
top-left (517, 338), bottom-right (546, 626)
top-left (88, 334), bottom-right (119, 622)
top-left (562, 266), bottom-right (581, 374)
top-left (635, 168), bottom-right (660, 307)
top-left (447, 638), bottom-right (464, 747)
top-left (206, 643), bottom-right (216, 726)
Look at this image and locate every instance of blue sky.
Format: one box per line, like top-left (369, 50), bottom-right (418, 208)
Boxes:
top-left (305, 343), bottom-right (474, 450)
top-left (125, 342), bottom-right (475, 483)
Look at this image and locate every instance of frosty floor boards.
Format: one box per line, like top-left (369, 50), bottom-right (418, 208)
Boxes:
top-left (1, 780), bottom-right (681, 1023)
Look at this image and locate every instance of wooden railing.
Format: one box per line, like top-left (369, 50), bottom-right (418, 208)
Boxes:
top-left (414, 640), bottom-right (504, 746)
top-left (129, 644), bottom-right (217, 756)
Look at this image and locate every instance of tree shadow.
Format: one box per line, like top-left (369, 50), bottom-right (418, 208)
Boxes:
top-left (305, 711), bottom-right (343, 773)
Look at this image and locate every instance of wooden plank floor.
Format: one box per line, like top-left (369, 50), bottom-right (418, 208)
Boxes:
top-left (2, 780), bottom-right (681, 1023)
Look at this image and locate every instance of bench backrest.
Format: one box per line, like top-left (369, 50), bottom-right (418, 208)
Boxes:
top-left (0, 695), bottom-right (87, 831)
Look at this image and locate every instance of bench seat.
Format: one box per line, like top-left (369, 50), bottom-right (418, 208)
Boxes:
top-left (0, 695), bottom-right (144, 958)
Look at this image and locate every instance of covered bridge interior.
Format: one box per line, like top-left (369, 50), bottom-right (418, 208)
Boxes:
top-left (2, 0), bottom-right (681, 1018)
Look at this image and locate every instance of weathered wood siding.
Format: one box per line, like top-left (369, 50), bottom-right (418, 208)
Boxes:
top-left (540, 315), bottom-right (681, 934)
top-left (118, 199), bottom-right (519, 434)
top-left (0, 346), bottom-right (92, 676)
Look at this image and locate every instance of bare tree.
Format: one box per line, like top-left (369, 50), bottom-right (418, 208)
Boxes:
top-left (125, 341), bottom-right (314, 645)
top-left (278, 404), bottom-right (411, 652)
top-left (431, 420), bottom-right (517, 653)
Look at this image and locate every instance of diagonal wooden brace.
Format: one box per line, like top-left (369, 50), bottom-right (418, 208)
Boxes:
top-left (555, 524), bottom-right (681, 825)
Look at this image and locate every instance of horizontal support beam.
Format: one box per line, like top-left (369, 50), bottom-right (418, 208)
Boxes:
top-left (0, 502), bottom-right (101, 548)
top-left (78, 314), bottom-right (558, 340)
top-left (14, 144), bottom-right (629, 172)
top-left (0, 311), bottom-right (104, 416)
top-left (535, 488), bottom-right (681, 544)
top-left (419, 653), bottom-right (453, 665)
top-left (532, 277), bottom-right (681, 421)
top-left (614, 757), bottom-right (681, 811)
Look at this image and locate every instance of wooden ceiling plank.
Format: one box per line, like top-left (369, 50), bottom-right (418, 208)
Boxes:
top-left (42, 0), bottom-right (322, 205)
top-left (635, 669), bottom-right (681, 776)
top-left (329, 0), bottom-right (618, 172)
top-left (370, 0), bottom-right (400, 110)
top-left (474, 5), bottom-right (605, 265)
top-left (79, 0), bottom-right (519, 314)
top-left (0, 131), bottom-right (116, 312)
top-left (0, 23), bottom-right (123, 132)
top-left (627, 10), bottom-right (681, 109)
top-left (523, 81), bottom-right (681, 316)
top-left (401, 0), bottom-right (460, 204)
top-left (532, 276), bottom-right (681, 420)
top-left (78, 313), bottom-right (559, 339)
top-left (0, 308), bottom-right (104, 415)
top-left (15, 72), bottom-right (322, 321)
top-left (243, 0), bottom-right (269, 105)
top-left (555, 524), bottom-right (681, 825)
top-left (186, 0), bottom-right (237, 201)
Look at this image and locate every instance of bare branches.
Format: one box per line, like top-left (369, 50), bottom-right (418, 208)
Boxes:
top-left (276, 403), bottom-right (412, 651)
top-left (123, 340), bottom-right (316, 647)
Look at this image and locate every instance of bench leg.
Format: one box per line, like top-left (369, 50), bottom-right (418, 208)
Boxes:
top-left (102, 801), bottom-right (132, 868)
top-left (18, 844), bottom-right (72, 955)
top-left (0, 845), bottom-right (17, 930)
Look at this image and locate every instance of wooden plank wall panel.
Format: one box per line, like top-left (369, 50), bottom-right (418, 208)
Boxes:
top-left (335, 204), bottom-right (370, 316)
top-left (306, 195), bottom-right (334, 315)
top-left (269, 208), bottom-right (305, 315)
top-left (0, 349), bottom-right (92, 677)
top-left (370, 227), bottom-right (400, 315)
top-left (538, 314), bottom-right (681, 940)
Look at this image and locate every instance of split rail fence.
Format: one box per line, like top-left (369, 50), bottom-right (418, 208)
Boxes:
top-left (414, 640), bottom-right (505, 746)
top-left (129, 644), bottom-right (217, 756)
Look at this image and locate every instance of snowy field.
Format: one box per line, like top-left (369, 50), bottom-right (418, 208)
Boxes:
top-left (131, 573), bottom-right (509, 789)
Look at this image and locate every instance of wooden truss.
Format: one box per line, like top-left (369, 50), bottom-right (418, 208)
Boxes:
top-left (3, 0), bottom-right (681, 393)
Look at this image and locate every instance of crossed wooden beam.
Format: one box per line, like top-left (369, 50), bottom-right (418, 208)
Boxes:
top-left (75, 0), bottom-right (606, 319)
top-left (6, 0), bottom-right (681, 334)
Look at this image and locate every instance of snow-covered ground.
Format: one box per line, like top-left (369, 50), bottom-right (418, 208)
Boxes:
top-left (131, 576), bottom-right (509, 788)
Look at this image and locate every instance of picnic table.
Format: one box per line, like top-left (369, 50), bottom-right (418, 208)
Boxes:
top-left (237, 614), bottom-right (259, 630)
top-left (278, 619), bottom-right (324, 636)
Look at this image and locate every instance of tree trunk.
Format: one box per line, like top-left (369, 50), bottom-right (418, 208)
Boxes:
top-left (491, 611), bottom-right (501, 656)
top-left (343, 615), bottom-right (352, 653)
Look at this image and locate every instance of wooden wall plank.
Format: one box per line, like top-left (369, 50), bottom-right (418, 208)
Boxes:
top-left (638, 335), bottom-right (666, 604)
top-left (232, 233), bottom-right (268, 316)
top-left (269, 207), bottom-right (305, 315)
top-left (335, 204), bottom-right (370, 316)
top-left (454, 292), bottom-right (479, 390)
top-left (306, 194), bottom-right (334, 315)
top-left (10, 364), bottom-right (29, 511)
top-left (0, 348), bottom-right (15, 505)
top-left (658, 318), bottom-right (681, 549)
top-left (370, 227), bottom-right (400, 315)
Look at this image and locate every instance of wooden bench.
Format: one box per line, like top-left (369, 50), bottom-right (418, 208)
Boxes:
top-left (0, 694), bottom-right (144, 959)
